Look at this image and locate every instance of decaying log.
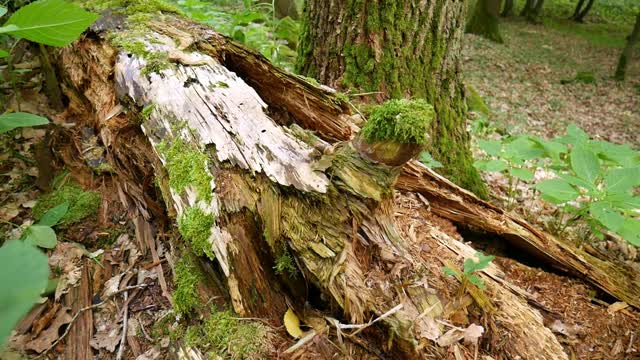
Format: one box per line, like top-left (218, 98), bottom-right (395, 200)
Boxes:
top-left (51, 8), bottom-right (632, 359)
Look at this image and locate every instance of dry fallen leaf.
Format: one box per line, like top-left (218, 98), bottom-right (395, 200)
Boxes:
top-left (284, 308), bottom-right (304, 339)
top-left (25, 307), bottom-right (72, 353)
top-left (90, 324), bottom-right (121, 352)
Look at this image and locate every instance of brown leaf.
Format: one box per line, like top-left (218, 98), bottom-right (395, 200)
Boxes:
top-left (25, 307), bottom-right (73, 353)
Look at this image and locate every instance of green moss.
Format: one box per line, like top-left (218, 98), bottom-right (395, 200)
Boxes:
top-left (466, 84), bottom-right (490, 115)
top-left (185, 308), bottom-right (272, 359)
top-left (178, 207), bottom-right (215, 260)
top-left (141, 52), bottom-right (171, 76)
top-left (33, 179), bottom-right (101, 226)
top-left (172, 254), bottom-right (203, 315)
top-left (81, 0), bottom-right (182, 16)
top-left (141, 103), bottom-right (156, 120)
top-left (361, 99), bottom-right (434, 145)
top-left (164, 138), bottom-right (213, 203)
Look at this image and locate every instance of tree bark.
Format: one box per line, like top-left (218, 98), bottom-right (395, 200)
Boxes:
top-left (571, 0), bottom-right (587, 19)
top-left (615, 11), bottom-right (640, 81)
top-left (52, 6), bottom-right (640, 359)
top-left (297, 0), bottom-right (488, 199)
top-left (501, 0), bottom-right (514, 17)
top-left (467, 0), bottom-right (504, 43)
top-left (572, 0), bottom-right (595, 22)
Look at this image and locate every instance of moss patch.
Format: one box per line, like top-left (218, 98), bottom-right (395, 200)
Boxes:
top-left (172, 254), bottom-right (203, 315)
top-left (82, 0), bottom-right (182, 16)
top-left (361, 99), bottom-right (434, 145)
top-left (163, 138), bottom-right (213, 203)
top-left (185, 308), bottom-right (273, 359)
top-left (466, 84), bottom-right (490, 116)
top-left (33, 179), bottom-right (101, 226)
top-left (178, 207), bottom-right (215, 260)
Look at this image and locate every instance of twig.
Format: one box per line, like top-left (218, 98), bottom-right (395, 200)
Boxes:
top-left (116, 291), bottom-right (129, 360)
top-left (37, 284), bottom-right (149, 357)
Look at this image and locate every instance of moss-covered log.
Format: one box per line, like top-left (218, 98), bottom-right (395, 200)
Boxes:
top-left (51, 6), bottom-right (579, 359)
top-left (297, 0), bottom-right (488, 199)
top-left (50, 1), bottom-right (640, 358)
top-left (466, 0), bottom-right (504, 43)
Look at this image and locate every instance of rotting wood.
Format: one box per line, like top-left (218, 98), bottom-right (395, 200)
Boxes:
top-left (194, 29), bottom-right (640, 310)
top-left (54, 18), bottom-right (571, 358)
top-left (63, 260), bottom-right (93, 360)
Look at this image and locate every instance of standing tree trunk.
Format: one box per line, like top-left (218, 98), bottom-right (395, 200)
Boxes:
top-left (571, 0), bottom-right (595, 22)
top-left (521, 0), bottom-right (545, 22)
top-left (296, 0), bottom-right (488, 199)
top-left (467, 0), bottom-right (504, 43)
top-left (261, 0), bottom-right (299, 20)
top-left (615, 12), bottom-right (640, 81)
top-left (501, 0), bottom-right (514, 17)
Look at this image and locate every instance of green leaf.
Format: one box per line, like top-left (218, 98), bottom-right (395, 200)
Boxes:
top-left (557, 173), bottom-right (596, 192)
top-left (463, 252), bottom-right (494, 274)
top-left (530, 137), bottom-right (567, 161)
top-left (605, 167), bottom-right (640, 195)
top-left (474, 159), bottom-right (508, 172)
top-left (535, 179), bottom-right (580, 204)
top-left (0, 241), bottom-right (49, 348)
top-left (0, 6), bottom-right (7, 17)
top-left (617, 219), bottom-right (640, 246)
top-left (477, 139), bottom-right (502, 157)
top-left (0, 112), bottom-right (49, 133)
top-left (0, 24), bottom-right (20, 33)
top-left (509, 168), bottom-right (534, 182)
top-left (2, 0), bottom-right (99, 47)
top-left (589, 202), bottom-right (625, 232)
top-left (418, 151), bottom-right (443, 168)
top-left (22, 225), bottom-right (57, 249)
top-left (37, 202), bottom-right (69, 226)
top-left (590, 141), bottom-right (640, 167)
top-left (610, 196), bottom-right (640, 212)
top-left (466, 274), bottom-right (486, 289)
top-left (570, 144), bottom-right (600, 184)
top-left (442, 266), bottom-right (459, 278)
top-left (504, 136), bottom-right (544, 161)
top-left (558, 123), bottom-right (589, 145)
top-left (0, 49), bottom-right (8, 58)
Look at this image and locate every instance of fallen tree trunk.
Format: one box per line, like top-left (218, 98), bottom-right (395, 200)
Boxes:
top-left (50, 7), bottom-right (635, 359)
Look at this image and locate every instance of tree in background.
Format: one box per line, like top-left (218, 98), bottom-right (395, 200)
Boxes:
top-left (615, 12), bottom-right (640, 81)
top-left (297, 0), bottom-right (488, 198)
top-left (571, 0), bottom-right (596, 22)
top-left (501, 0), bottom-right (515, 17)
top-left (520, 0), bottom-right (545, 22)
top-left (467, 0), bottom-right (504, 43)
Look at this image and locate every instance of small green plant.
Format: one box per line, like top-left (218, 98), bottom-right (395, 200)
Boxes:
top-left (443, 251), bottom-right (494, 289)
top-left (1, 0), bottom-right (98, 128)
top-left (0, 240), bottom-right (50, 349)
top-left (475, 135), bottom-right (543, 209)
top-left (418, 151), bottom-right (443, 169)
top-left (475, 124), bottom-right (640, 246)
top-left (22, 202), bottom-right (69, 249)
top-left (273, 248), bottom-right (297, 278)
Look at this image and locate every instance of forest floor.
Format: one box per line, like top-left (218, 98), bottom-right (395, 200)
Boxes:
top-left (464, 17), bottom-right (640, 147)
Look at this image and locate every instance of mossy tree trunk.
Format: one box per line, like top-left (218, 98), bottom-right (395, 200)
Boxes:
top-left (615, 12), bottom-right (640, 81)
top-left (296, 0), bottom-right (488, 199)
top-left (501, 0), bottom-right (515, 17)
top-left (467, 0), bottom-right (504, 43)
